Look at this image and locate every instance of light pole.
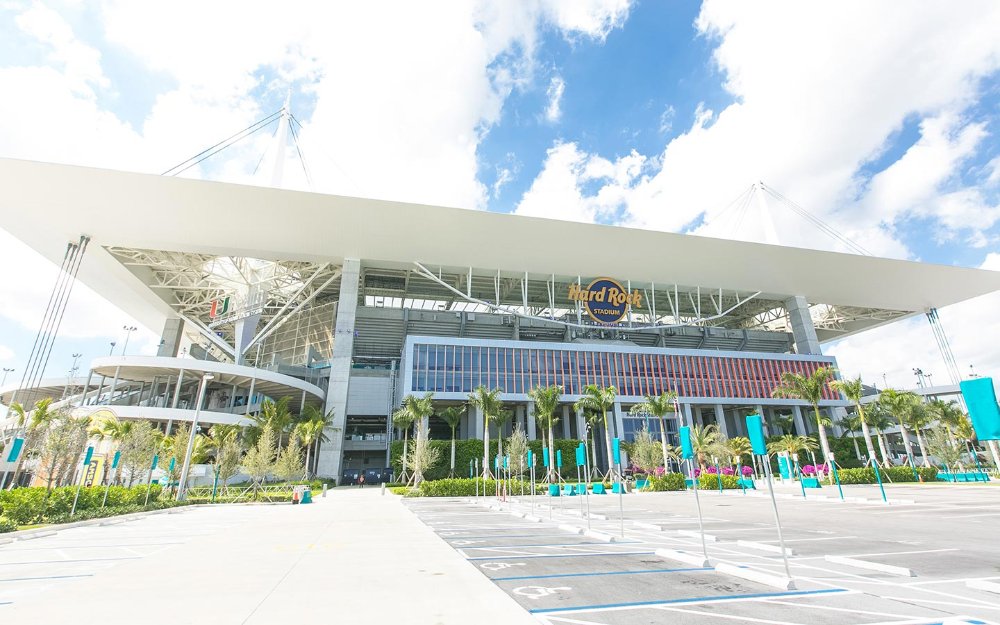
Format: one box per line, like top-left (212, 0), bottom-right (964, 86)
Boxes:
top-left (121, 325), bottom-right (137, 355)
top-left (176, 373), bottom-right (213, 501)
top-left (1, 368), bottom-right (12, 387)
top-left (62, 353), bottom-right (82, 399)
top-left (969, 365), bottom-right (979, 379)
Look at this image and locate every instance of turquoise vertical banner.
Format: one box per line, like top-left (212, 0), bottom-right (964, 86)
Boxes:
top-left (5, 437), bottom-right (23, 463)
top-left (612, 437), bottom-right (621, 465)
top-left (679, 427), bottom-right (693, 460)
top-left (150, 454), bottom-right (159, 470)
top-left (746, 415), bottom-right (767, 455)
top-left (556, 450), bottom-right (562, 468)
top-left (527, 450), bottom-right (533, 467)
top-left (543, 448), bottom-right (550, 467)
top-left (169, 457), bottom-right (176, 472)
top-left (575, 444), bottom-right (585, 466)
top-left (82, 446), bottom-right (94, 467)
top-left (777, 455), bottom-right (790, 479)
top-left (111, 450), bottom-right (121, 469)
top-left (961, 377), bottom-right (1000, 440)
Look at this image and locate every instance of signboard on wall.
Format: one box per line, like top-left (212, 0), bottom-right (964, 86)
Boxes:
top-left (567, 277), bottom-right (642, 324)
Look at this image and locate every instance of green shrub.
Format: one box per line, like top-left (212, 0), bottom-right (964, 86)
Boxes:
top-left (698, 474), bottom-right (740, 490)
top-left (837, 466), bottom-right (937, 484)
top-left (646, 473), bottom-right (686, 491)
top-left (0, 484), bottom-right (167, 525)
top-left (0, 517), bottom-right (17, 533)
top-left (416, 477), bottom-right (531, 497)
top-left (390, 438), bottom-right (582, 481)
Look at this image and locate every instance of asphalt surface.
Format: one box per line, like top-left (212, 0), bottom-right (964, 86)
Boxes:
top-left (405, 480), bottom-right (1000, 625)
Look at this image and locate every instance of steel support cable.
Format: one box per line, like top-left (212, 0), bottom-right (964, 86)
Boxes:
top-left (161, 109), bottom-right (284, 176)
top-left (289, 114), bottom-right (365, 194)
top-left (703, 185), bottom-right (754, 236)
top-left (33, 236), bottom-right (89, 396)
top-left (21, 241), bottom-right (78, 398)
top-left (761, 186), bottom-right (872, 256)
top-left (287, 120), bottom-right (313, 188)
top-left (251, 120), bottom-right (283, 177)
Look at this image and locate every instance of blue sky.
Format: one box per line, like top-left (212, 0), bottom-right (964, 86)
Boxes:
top-left (1, 1), bottom-right (1000, 394)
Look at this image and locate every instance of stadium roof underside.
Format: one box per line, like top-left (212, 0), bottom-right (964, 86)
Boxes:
top-left (3, 158), bottom-right (1000, 348)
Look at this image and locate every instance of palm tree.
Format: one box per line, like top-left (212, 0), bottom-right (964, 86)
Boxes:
top-left (398, 393), bottom-right (435, 484)
top-left (629, 391), bottom-right (678, 472)
top-left (296, 406), bottom-right (333, 476)
top-left (529, 385), bottom-right (562, 482)
top-left (689, 423), bottom-right (721, 469)
top-left (248, 397), bottom-right (294, 448)
top-left (468, 386), bottom-right (503, 479)
top-left (772, 367), bottom-right (835, 465)
top-left (574, 385), bottom-right (618, 478)
top-left (6, 397), bottom-right (60, 489)
top-left (723, 436), bottom-right (753, 468)
top-left (879, 389), bottom-right (923, 467)
top-left (766, 434), bottom-right (818, 472)
top-left (835, 414), bottom-right (863, 460)
top-left (492, 409), bottom-right (513, 468)
top-left (439, 406), bottom-right (464, 477)
top-left (926, 399), bottom-right (965, 448)
top-left (88, 412), bottom-right (134, 485)
top-left (391, 405), bottom-right (415, 483)
top-left (865, 399), bottom-right (894, 465)
top-left (830, 376), bottom-right (879, 464)
top-left (907, 403), bottom-right (934, 468)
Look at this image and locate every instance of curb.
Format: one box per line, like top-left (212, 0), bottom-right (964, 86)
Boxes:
top-left (558, 523), bottom-right (583, 535)
top-left (655, 548), bottom-right (710, 567)
top-left (825, 555), bottom-right (915, 577)
top-left (583, 529), bottom-right (616, 543)
top-left (737, 539), bottom-right (796, 556)
top-left (678, 529), bottom-right (717, 542)
top-left (633, 521), bottom-right (665, 531)
top-left (715, 562), bottom-right (795, 590)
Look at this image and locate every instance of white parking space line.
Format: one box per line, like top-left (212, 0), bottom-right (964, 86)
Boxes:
top-left (654, 605), bottom-right (806, 625)
top-left (758, 598), bottom-right (921, 619)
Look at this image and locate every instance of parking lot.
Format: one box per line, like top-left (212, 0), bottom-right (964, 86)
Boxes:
top-left (406, 482), bottom-right (1000, 624)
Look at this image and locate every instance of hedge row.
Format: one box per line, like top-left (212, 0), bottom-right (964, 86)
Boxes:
top-left (0, 484), bottom-right (165, 526)
top-left (836, 466), bottom-right (937, 484)
top-left (390, 438), bottom-right (583, 481)
top-left (643, 473), bottom-right (686, 491)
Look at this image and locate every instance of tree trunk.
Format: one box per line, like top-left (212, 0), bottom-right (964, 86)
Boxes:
top-left (812, 405), bottom-right (832, 465)
top-left (401, 430), bottom-right (409, 482)
top-left (482, 415), bottom-right (491, 479)
top-left (548, 425), bottom-right (556, 484)
top-left (898, 423), bottom-right (915, 465)
top-left (657, 415), bottom-right (670, 470)
top-left (876, 429), bottom-right (891, 465)
top-left (851, 436), bottom-right (861, 460)
top-left (449, 430), bottom-right (456, 478)
top-left (305, 444), bottom-right (312, 479)
top-left (915, 429), bottom-right (931, 467)
top-left (988, 440), bottom-right (1000, 472)
top-left (859, 419), bottom-right (878, 465)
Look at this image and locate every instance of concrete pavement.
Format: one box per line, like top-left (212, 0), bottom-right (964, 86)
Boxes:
top-left (0, 488), bottom-right (538, 624)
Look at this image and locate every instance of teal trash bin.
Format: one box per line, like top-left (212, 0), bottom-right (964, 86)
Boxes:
top-left (301, 487), bottom-right (313, 504)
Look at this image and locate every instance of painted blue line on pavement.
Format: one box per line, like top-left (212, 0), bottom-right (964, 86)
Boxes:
top-left (4, 557), bottom-right (141, 566)
top-left (468, 551), bottom-right (655, 561)
top-left (529, 587), bottom-right (848, 614)
top-left (463, 541), bottom-right (638, 550)
top-left (0, 574), bottom-right (94, 583)
top-left (493, 567), bottom-right (711, 581)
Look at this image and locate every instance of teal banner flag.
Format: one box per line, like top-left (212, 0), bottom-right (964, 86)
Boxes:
top-left (5, 437), bottom-right (23, 463)
top-left (612, 437), bottom-right (621, 465)
top-left (961, 377), bottom-right (1000, 440)
top-left (150, 454), bottom-right (159, 470)
top-left (746, 414), bottom-right (767, 455)
top-left (679, 427), bottom-right (693, 460)
top-left (111, 450), bottom-right (121, 469)
top-left (82, 446), bottom-right (94, 467)
top-left (556, 450), bottom-right (562, 468)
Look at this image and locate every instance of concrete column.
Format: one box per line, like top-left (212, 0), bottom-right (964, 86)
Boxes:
top-left (515, 404), bottom-right (525, 435)
top-left (316, 258), bottom-right (360, 482)
top-left (792, 405), bottom-right (808, 435)
top-left (526, 402), bottom-right (537, 440)
top-left (612, 401), bottom-right (625, 439)
top-left (715, 404), bottom-right (730, 437)
top-left (682, 403), bottom-right (694, 428)
top-left (109, 366), bottom-right (121, 404)
top-left (157, 318), bottom-right (184, 357)
top-left (784, 296), bottom-right (822, 355)
top-left (575, 407), bottom-right (586, 442)
top-left (247, 377), bottom-right (256, 410)
top-left (171, 369), bottom-right (185, 409)
top-left (562, 405), bottom-right (571, 439)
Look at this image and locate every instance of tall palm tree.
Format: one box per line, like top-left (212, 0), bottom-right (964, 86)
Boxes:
top-left (629, 391), bottom-right (678, 472)
top-left (439, 406), bottom-right (464, 477)
top-left (468, 386), bottom-right (503, 479)
top-left (88, 412), bottom-right (134, 485)
top-left (296, 405), bottom-right (332, 476)
top-left (766, 434), bottom-right (818, 465)
top-left (574, 385), bottom-right (618, 479)
top-left (248, 397), bottom-right (294, 448)
top-left (879, 389), bottom-right (922, 467)
top-left (402, 393), bottom-right (435, 485)
top-left (907, 402), bottom-right (934, 468)
top-left (772, 367), bottom-right (835, 465)
top-left (6, 397), bottom-right (60, 490)
top-left (528, 385), bottom-right (562, 483)
top-left (690, 423), bottom-right (721, 469)
top-left (926, 399), bottom-right (965, 448)
top-left (391, 404), bottom-right (415, 482)
top-left (865, 399), bottom-right (894, 465)
top-left (492, 409), bottom-right (513, 467)
top-left (723, 436), bottom-right (753, 468)
top-left (835, 414), bottom-right (863, 460)
top-left (830, 376), bottom-right (878, 464)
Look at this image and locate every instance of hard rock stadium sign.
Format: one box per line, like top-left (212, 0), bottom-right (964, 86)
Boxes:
top-left (567, 277), bottom-right (643, 324)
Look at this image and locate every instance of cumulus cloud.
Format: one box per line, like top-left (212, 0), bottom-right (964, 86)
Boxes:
top-left (545, 76), bottom-right (566, 123)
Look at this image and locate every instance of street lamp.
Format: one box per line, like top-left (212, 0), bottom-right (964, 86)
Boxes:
top-left (176, 373), bottom-right (213, 501)
top-left (121, 325), bottom-right (137, 355)
top-left (1, 367), bottom-right (12, 387)
top-left (62, 354), bottom-right (83, 399)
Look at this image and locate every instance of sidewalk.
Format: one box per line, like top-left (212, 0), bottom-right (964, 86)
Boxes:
top-left (4, 488), bottom-right (538, 625)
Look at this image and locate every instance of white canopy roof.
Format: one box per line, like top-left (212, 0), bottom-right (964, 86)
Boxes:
top-left (2, 158), bottom-right (999, 337)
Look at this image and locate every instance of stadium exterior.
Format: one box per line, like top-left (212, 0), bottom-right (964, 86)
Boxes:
top-left (3, 158), bottom-right (1000, 483)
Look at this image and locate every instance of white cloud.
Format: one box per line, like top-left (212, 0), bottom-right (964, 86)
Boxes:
top-left (658, 104), bottom-right (675, 134)
top-left (545, 76), bottom-right (566, 123)
top-left (16, 3), bottom-right (108, 94)
top-left (0, 344), bottom-right (14, 362)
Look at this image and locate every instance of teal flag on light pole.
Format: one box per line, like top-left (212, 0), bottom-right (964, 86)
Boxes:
top-left (6, 437), bottom-right (23, 463)
top-left (961, 377), bottom-right (1000, 440)
top-left (82, 446), bottom-right (94, 467)
top-left (150, 454), bottom-right (159, 470)
top-left (527, 450), bottom-right (533, 467)
top-left (746, 415), bottom-right (767, 455)
top-left (556, 450), bottom-right (562, 468)
top-left (679, 427), bottom-right (693, 460)
top-left (612, 438), bottom-right (621, 465)
top-left (111, 450), bottom-right (121, 469)
top-left (543, 448), bottom-right (550, 467)
top-left (169, 457), bottom-right (176, 472)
